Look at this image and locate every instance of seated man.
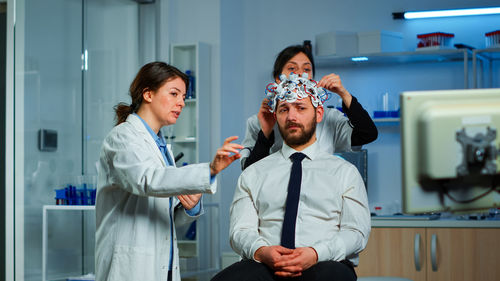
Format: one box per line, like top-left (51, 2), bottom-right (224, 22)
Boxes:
top-left (212, 74), bottom-right (371, 281)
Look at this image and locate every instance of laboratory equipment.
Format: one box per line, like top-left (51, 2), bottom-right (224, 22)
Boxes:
top-left (416, 32), bottom-right (454, 50)
top-left (54, 184), bottom-right (96, 205)
top-left (374, 92), bottom-right (399, 118)
top-left (265, 72), bottom-right (330, 113)
top-left (485, 30), bottom-right (500, 48)
top-left (401, 88), bottom-right (500, 213)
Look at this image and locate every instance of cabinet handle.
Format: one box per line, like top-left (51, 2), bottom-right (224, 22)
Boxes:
top-left (431, 233), bottom-right (438, 271)
top-left (414, 233), bottom-right (421, 271)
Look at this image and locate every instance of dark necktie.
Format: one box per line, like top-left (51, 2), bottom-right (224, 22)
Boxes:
top-left (281, 152), bottom-right (307, 249)
top-left (159, 144), bottom-right (174, 166)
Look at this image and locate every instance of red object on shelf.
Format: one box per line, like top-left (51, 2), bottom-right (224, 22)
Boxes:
top-left (485, 30), bottom-right (500, 37)
top-left (485, 30), bottom-right (500, 47)
top-left (417, 32), bottom-right (455, 39)
top-left (417, 32), bottom-right (455, 49)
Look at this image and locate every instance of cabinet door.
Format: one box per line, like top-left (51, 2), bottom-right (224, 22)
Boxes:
top-left (357, 228), bottom-right (427, 281)
top-left (426, 228), bottom-right (500, 281)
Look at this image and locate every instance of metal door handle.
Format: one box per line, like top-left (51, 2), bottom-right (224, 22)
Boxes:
top-left (414, 233), bottom-right (421, 271)
top-left (431, 233), bottom-right (438, 271)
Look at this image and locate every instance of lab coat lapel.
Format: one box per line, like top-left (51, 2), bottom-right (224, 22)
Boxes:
top-left (126, 114), bottom-right (168, 167)
top-left (166, 145), bottom-right (177, 167)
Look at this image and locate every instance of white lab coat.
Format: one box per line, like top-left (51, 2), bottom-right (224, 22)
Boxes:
top-left (95, 114), bottom-right (216, 281)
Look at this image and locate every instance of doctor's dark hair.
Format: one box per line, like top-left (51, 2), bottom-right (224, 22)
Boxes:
top-left (272, 44), bottom-right (315, 80)
top-left (114, 62), bottom-right (189, 125)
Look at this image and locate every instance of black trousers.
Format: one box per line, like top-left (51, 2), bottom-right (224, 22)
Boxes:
top-left (211, 259), bottom-right (357, 281)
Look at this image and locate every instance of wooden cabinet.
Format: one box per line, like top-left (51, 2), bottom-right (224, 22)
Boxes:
top-left (356, 227), bottom-right (500, 281)
top-left (425, 228), bottom-right (500, 281)
top-left (356, 228), bottom-right (427, 281)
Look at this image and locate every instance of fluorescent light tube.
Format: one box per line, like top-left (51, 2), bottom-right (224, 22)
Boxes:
top-left (404, 7), bottom-right (500, 19)
top-left (351, 57), bottom-right (369, 62)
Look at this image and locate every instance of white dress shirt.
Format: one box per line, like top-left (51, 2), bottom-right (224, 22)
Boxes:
top-left (240, 107), bottom-right (353, 168)
top-left (230, 140), bottom-right (370, 265)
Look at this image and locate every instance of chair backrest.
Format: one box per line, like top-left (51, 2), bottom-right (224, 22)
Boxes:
top-left (334, 149), bottom-right (368, 187)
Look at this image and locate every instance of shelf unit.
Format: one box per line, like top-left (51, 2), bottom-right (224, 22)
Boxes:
top-left (373, 117), bottom-right (400, 124)
top-left (166, 42), bottom-right (220, 280)
top-left (315, 48), bottom-right (472, 88)
top-left (317, 48), bottom-right (475, 126)
top-left (42, 205), bottom-right (95, 281)
top-left (472, 47), bottom-right (500, 88)
top-left (166, 42), bottom-right (211, 166)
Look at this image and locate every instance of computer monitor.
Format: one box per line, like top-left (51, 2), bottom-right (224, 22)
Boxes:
top-left (401, 88), bottom-right (500, 214)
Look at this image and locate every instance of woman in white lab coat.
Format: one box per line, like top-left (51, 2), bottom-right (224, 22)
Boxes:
top-left (95, 62), bottom-right (242, 281)
top-left (240, 44), bottom-right (378, 170)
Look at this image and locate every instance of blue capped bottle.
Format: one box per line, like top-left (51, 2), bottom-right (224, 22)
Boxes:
top-left (185, 70), bottom-right (195, 99)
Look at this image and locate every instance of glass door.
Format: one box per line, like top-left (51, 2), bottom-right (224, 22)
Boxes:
top-left (13, 0), bottom-right (139, 280)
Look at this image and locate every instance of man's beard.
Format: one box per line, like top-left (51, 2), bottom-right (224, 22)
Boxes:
top-left (278, 113), bottom-right (317, 147)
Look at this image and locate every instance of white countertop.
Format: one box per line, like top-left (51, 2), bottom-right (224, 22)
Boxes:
top-left (371, 215), bottom-right (500, 228)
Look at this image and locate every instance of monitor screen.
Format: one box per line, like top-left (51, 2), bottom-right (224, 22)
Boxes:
top-left (401, 88), bottom-right (500, 213)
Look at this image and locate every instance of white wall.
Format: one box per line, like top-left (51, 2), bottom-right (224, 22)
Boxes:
top-left (167, 0), bottom-right (500, 255)
top-left (219, 0), bottom-right (246, 259)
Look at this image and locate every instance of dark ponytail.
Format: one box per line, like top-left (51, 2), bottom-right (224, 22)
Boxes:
top-left (114, 62), bottom-right (189, 126)
top-left (114, 103), bottom-right (135, 125)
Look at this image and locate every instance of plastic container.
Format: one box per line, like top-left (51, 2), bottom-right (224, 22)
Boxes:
top-left (185, 70), bottom-right (195, 99)
top-left (357, 30), bottom-right (403, 54)
top-left (370, 201), bottom-right (401, 216)
top-left (485, 30), bottom-right (500, 48)
top-left (331, 96), bottom-right (343, 112)
top-left (373, 92), bottom-right (399, 118)
top-left (416, 32), bottom-right (454, 50)
top-left (315, 31), bottom-right (358, 56)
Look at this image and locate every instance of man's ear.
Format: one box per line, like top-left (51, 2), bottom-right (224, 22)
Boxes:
top-left (142, 89), bottom-right (153, 103)
top-left (316, 105), bottom-right (324, 123)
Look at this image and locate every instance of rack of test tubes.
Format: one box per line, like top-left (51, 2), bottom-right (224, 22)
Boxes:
top-left (54, 184), bottom-right (96, 205)
top-left (417, 32), bottom-right (454, 49)
top-left (485, 30), bottom-right (500, 48)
